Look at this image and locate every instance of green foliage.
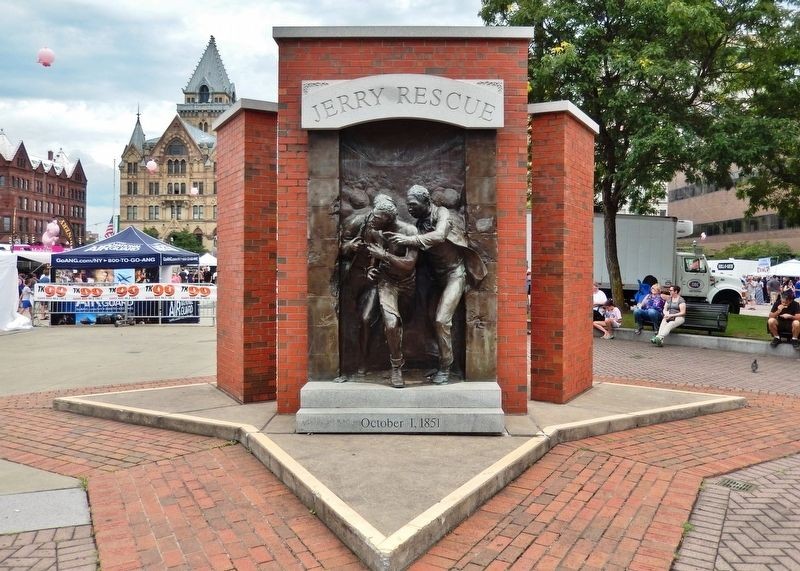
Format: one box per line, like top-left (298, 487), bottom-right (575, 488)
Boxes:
top-left (481, 0), bottom-right (800, 303)
top-left (168, 230), bottom-right (205, 254)
top-left (481, 0), bottom-right (799, 213)
top-left (142, 226), bottom-right (160, 239)
top-left (703, 241), bottom-right (795, 261)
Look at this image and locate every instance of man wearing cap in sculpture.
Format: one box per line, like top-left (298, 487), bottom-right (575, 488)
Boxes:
top-left (387, 184), bottom-right (487, 385)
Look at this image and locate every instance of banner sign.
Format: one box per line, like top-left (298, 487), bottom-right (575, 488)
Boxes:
top-left (34, 282), bottom-right (216, 302)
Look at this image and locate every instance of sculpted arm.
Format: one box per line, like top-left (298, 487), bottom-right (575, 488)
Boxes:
top-left (366, 227), bottom-right (418, 272)
top-left (339, 218), bottom-right (363, 256)
top-left (386, 206), bottom-right (451, 250)
top-left (415, 206), bottom-right (451, 250)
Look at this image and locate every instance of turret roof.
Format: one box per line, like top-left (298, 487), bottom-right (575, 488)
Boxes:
top-left (127, 113), bottom-right (146, 152)
top-left (0, 128), bottom-right (20, 161)
top-left (184, 35), bottom-right (234, 97)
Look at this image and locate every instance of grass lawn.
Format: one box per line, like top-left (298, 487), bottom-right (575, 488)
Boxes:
top-left (620, 312), bottom-right (771, 341)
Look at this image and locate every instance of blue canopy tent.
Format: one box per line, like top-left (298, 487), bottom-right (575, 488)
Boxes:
top-left (51, 227), bottom-right (199, 269)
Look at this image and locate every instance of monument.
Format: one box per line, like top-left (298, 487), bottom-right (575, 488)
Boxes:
top-left (213, 27), bottom-right (597, 430)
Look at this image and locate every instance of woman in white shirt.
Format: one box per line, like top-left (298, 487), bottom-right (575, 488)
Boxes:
top-left (592, 282), bottom-right (607, 321)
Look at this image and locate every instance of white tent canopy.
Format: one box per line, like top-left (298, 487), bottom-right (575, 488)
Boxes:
top-left (198, 253), bottom-right (217, 266)
top-left (768, 259), bottom-right (800, 277)
top-left (15, 251), bottom-right (52, 266)
top-left (0, 252), bottom-right (32, 331)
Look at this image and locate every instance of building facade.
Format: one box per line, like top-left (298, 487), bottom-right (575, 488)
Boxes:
top-left (119, 36), bottom-right (236, 252)
top-left (0, 129), bottom-right (87, 248)
top-left (668, 172), bottom-right (800, 252)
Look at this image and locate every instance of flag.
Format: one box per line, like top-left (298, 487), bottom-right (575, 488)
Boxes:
top-left (103, 216), bottom-right (114, 239)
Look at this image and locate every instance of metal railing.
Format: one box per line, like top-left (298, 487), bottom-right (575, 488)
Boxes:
top-left (35, 299), bottom-right (216, 326)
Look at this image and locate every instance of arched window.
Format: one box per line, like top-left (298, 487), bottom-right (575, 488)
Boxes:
top-left (166, 138), bottom-right (187, 156)
top-left (180, 160), bottom-right (186, 174)
top-left (199, 85), bottom-right (210, 103)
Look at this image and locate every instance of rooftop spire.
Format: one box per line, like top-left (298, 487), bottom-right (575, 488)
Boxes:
top-left (183, 35), bottom-right (234, 98)
top-left (126, 113), bottom-right (146, 152)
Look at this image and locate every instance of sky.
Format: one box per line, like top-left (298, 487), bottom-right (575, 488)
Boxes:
top-left (0, 0), bottom-right (485, 235)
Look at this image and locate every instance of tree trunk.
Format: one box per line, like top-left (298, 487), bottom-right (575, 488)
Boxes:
top-left (602, 207), bottom-right (626, 310)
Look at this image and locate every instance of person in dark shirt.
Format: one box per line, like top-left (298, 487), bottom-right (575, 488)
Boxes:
top-left (768, 289), bottom-right (800, 349)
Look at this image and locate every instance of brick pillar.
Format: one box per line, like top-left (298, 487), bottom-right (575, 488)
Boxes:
top-left (213, 100), bottom-right (278, 403)
top-left (529, 101), bottom-right (598, 404)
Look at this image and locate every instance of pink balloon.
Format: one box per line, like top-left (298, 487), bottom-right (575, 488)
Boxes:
top-left (146, 159), bottom-right (158, 173)
top-left (37, 47), bottom-right (55, 67)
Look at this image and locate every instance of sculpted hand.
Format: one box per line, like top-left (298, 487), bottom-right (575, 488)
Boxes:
top-left (366, 243), bottom-right (386, 260)
top-left (366, 267), bottom-right (379, 282)
top-left (343, 236), bottom-right (363, 254)
top-left (384, 232), bottom-right (412, 247)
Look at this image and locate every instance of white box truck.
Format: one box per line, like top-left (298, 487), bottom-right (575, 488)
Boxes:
top-left (706, 259), bottom-right (768, 279)
top-left (593, 214), bottom-right (744, 313)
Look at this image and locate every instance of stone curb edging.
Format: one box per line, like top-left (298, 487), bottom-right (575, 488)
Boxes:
top-left (609, 328), bottom-right (800, 358)
top-left (52, 389), bottom-right (746, 571)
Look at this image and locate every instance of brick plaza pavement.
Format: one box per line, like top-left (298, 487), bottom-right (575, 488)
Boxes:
top-left (1, 339), bottom-right (800, 570)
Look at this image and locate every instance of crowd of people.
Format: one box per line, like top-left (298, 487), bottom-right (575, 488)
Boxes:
top-left (741, 274), bottom-right (799, 309)
top-left (591, 274), bottom-right (800, 350)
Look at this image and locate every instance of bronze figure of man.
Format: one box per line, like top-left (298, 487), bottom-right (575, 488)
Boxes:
top-left (387, 185), bottom-right (486, 385)
top-left (338, 194), bottom-right (418, 387)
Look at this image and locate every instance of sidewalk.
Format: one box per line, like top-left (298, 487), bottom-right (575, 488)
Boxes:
top-left (2, 325), bottom-right (800, 570)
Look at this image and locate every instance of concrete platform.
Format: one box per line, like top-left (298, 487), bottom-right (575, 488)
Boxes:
top-left (53, 381), bottom-right (745, 571)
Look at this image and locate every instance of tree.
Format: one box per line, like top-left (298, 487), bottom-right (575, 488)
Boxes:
top-left (142, 227), bottom-right (160, 239)
top-left (168, 230), bottom-right (205, 254)
top-left (701, 240), bottom-right (795, 261)
top-left (481, 0), bottom-right (800, 307)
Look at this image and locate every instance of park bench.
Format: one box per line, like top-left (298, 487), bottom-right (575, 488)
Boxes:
top-left (638, 302), bottom-right (730, 335)
top-left (676, 302), bottom-right (730, 335)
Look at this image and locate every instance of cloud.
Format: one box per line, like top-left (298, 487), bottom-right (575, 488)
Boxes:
top-left (0, 0), bottom-right (485, 229)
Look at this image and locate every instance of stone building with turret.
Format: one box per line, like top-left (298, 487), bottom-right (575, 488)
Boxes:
top-left (119, 36), bottom-right (235, 252)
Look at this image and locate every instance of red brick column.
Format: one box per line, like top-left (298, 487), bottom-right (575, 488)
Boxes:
top-left (213, 100), bottom-right (278, 403)
top-left (529, 102), bottom-right (598, 403)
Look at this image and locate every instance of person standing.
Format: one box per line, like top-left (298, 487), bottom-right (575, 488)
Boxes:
top-left (651, 285), bottom-right (686, 347)
top-left (767, 275), bottom-right (781, 305)
top-left (387, 185), bottom-right (486, 385)
top-left (18, 277), bottom-right (34, 321)
top-left (744, 276), bottom-right (757, 310)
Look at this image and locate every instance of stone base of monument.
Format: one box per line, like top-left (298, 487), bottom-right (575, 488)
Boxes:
top-left (296, 375), bottom-right (505, 434)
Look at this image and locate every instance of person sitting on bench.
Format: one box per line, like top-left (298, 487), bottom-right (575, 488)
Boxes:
top-left (768, 289), bottom-right (800, 349)
top-left (651, 285), bottom-right (686, 347)
top-left (633, 283), bottom-right (665, 334)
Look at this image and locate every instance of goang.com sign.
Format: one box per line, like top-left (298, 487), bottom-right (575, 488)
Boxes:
top-left (34, 283), bottom-right (217, 302)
